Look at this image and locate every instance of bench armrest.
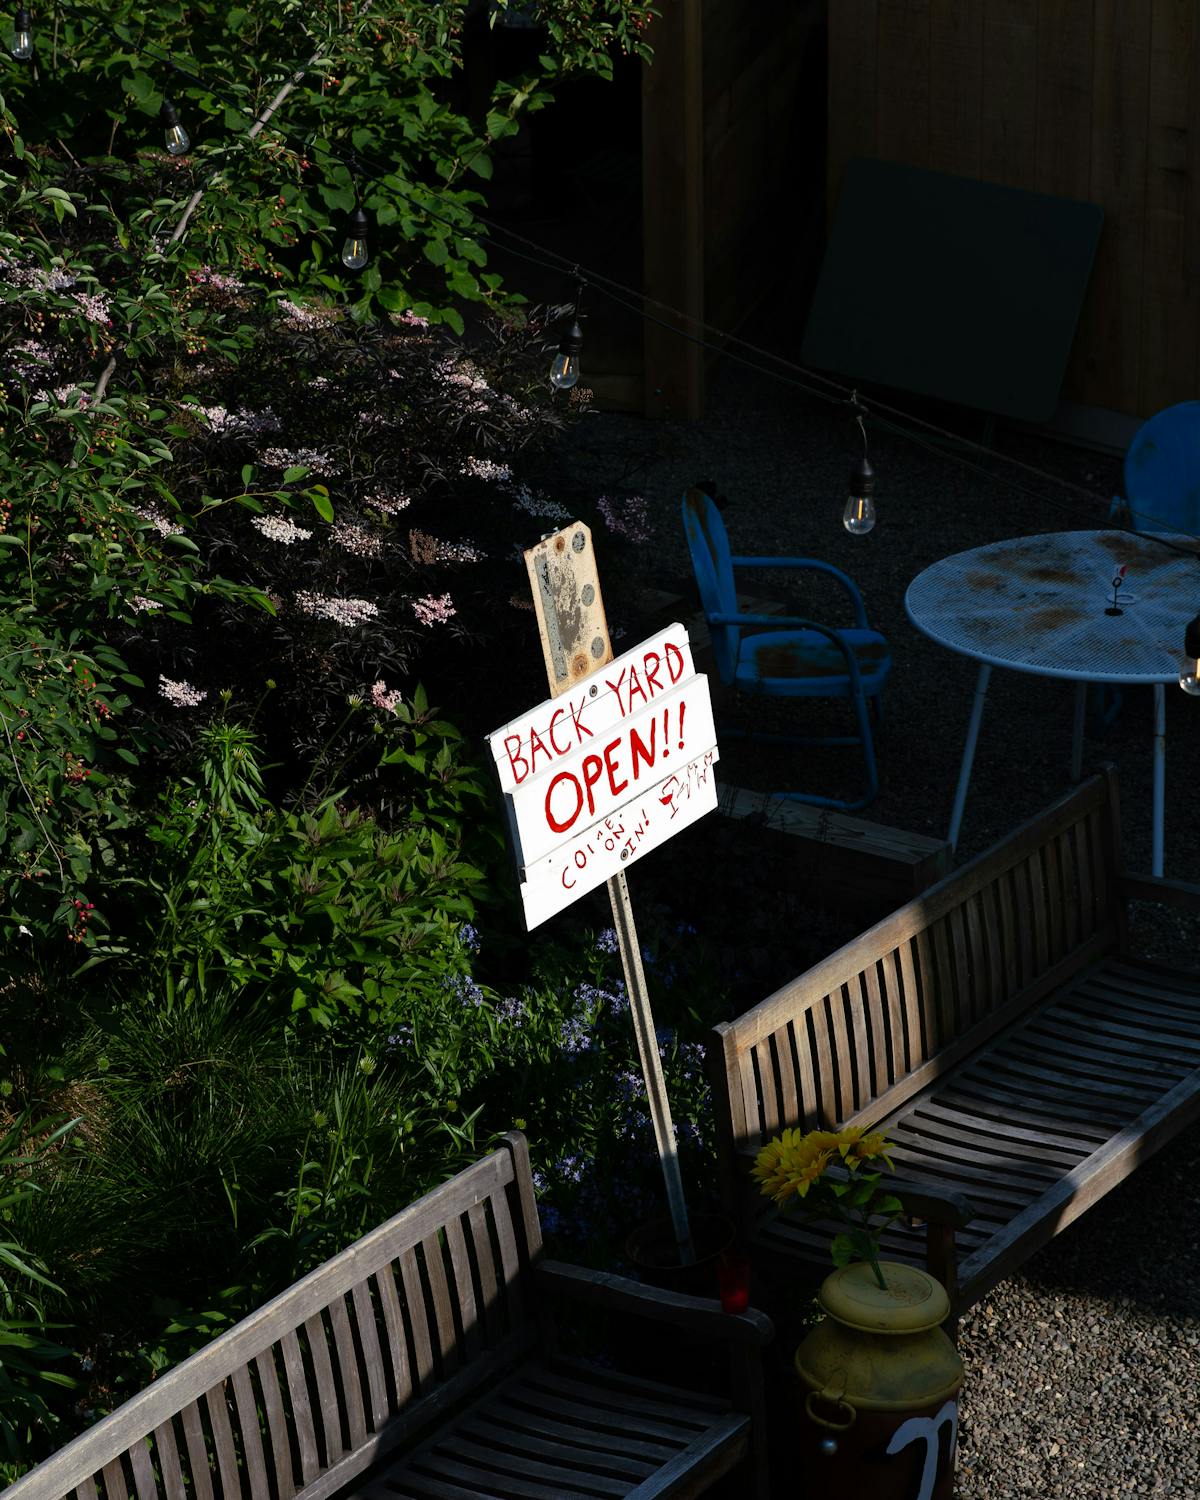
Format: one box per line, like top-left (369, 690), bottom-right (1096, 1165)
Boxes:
top-left (888, 1173), bottom-right (976, 1228)
top-left (536, 1260), bottom-right (773, 1347)
top-left (1121, 873), bottom-right (1200, 912)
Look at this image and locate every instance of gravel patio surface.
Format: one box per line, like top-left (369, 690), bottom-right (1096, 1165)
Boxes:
top-left (539, 357), bottom-right (1200, 1498)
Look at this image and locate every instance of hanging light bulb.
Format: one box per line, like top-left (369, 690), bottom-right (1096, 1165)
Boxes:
top-left (10, 7), bottom-right (32, 60)
top-left (1180, 611), bottom-right (1200, 695)
top-left (549, 319), bottom-right (583, 390)
top-left (160, 98), bottom-right (190, 156)
top-left (843, 457), bottom-right (876, 535)
top-left (843, 404), bottom-right (876, 535)
top-left (341, 205), bottom-right (370, 271)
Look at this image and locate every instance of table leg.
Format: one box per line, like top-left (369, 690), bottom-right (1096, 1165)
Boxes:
top-left (1071, 683), bottom-right (1087, 783)
top-left (949, 664), bottom-right (991, 851)
top-left (1152, 683), bottom-right (1166, 878)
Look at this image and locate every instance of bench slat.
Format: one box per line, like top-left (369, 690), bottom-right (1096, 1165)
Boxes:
top-left (861, 962), bottom-right (889, 1096)
top-left (421, 1233), bottom-right (460, 1377)
top-left (151, 1421), bottom-right (186, 1500)
top-left (231, 1363), bottom-right (270, 1500)
top-left (479, 1401), bottom-right (675, 1464)
top-left (255, 1346), bottom-right (297, 1499)
top-left (375, 1261), bottom-right (413, 1406)
top-left (351, 1279), bottom-right (391, 1433)
top-left (280, 1328), bottom-right (321, 1485)
top-left (98, 1462), bottom-right (126, 1500)
top-left (431, 1435), bottom-right (631, 1496)
top-left (843, 979), bottom-right (871, 1115)
top-left (444, 1215), bottom-right (481, 1364)
top-left (304, 1312), bottom-right (345, 1465)
top-left (329, 1294), bottom-right (368, 1451)
top-left (204, 1380), bottom-right (240, 1496)
top-left (911, 1099), bottom-right (1093, 1160)
top-left (180, 1402), bottom-right (213, 1500)
top-left (464, 1202), bottom-right (499, 1348)
top-left (400, 1247), bottom-right (437, 1391)
top-left (458, 1413), bottom-right (656, 1479)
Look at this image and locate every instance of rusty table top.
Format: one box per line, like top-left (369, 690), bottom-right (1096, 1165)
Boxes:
top-left (905, 530), bottom-right (1200, 683)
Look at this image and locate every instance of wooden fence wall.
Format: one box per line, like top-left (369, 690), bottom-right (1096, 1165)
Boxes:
top-left (828, 0), bottom-right (1200, 419)
top-left (643, 0), bottom-right (824, 417)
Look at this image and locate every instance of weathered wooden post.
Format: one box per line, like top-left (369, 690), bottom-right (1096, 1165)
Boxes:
top-left (487, 521), bottom-right (722, 1264)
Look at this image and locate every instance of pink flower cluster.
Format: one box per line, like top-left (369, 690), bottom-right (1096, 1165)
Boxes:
top-left (411, 593), bottom-right (456, 628)
top-left (371, 680), bottom-right (403, 712)
top-left (462, 456), bottom-right (511, 482)
top-left (598, 493), bottom-right (652, 544)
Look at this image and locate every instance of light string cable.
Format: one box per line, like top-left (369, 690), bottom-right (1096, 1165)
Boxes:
top-left (20, 4), bottom-right (1200, 556)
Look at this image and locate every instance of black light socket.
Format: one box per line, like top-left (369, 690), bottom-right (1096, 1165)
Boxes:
top-left (1185, 611), bottom-right (1200, 661)
top-left (160, 98), bottom-right (181, 128)
top-left (849, 455), bottom-right (875, 495)
top-left (558, 319), bottom-right (583, 357)
top-left (14, 7), bottom-right (31, 30)
top-left (346, 204), bottom-right (370, 238)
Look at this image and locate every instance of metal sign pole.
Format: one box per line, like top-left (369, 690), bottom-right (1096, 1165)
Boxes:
top-left (518, 522), bottom-right (696, 1266)
top-left (607, 869), bottom-right (696, 1264)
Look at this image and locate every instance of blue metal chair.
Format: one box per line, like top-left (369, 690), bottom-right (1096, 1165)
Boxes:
top-left (1117, 400), bottom-right (1200, 535)
top-left (681, 485), bottom-right (891, 810)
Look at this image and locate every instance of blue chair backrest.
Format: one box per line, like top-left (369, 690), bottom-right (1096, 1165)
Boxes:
top-left (1124, 400), bottom-right (1200, 535)
top-left (681, 489), bottom-right (740, 683)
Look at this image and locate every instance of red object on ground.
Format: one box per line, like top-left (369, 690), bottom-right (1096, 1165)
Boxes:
top-left (717, 1253), bottom-right (751, 1314)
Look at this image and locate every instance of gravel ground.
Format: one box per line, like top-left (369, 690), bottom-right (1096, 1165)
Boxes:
top-left (541, 357), bottom-right (1200, 1497)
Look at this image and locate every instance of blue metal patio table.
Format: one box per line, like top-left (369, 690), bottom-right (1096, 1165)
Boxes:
top-left (905, 529), bottom-right (1200, 876)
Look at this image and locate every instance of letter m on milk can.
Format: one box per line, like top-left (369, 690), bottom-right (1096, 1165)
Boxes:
top-left (487, 530), bottom-right (720, 929)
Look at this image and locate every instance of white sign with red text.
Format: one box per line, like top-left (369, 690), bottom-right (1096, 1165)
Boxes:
top-left (487, 623), bottom-right (720, 929)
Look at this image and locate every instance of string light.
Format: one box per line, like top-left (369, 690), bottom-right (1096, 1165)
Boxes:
top-left (341, 154), bottom-right (369, 270)
top-left (549, 277), bottom-right (584, 390)
top-left (1181, 612), bottom-right (1200, 696)
top-left (843, 399), bottom-right (876, 535)
top-left (10, 6), bottom-right (32, 59)
top-left (160, 97), bottom-right (189, 155)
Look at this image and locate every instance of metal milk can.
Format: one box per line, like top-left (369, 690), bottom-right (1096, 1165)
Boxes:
top-left (795, 1260), bottom-right (963, 1500)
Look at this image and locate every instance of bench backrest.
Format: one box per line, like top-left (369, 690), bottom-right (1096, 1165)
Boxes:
top-left (7, 1134), bottom-right (542, 1500)
top-left (709, 774), bottom-right (1123, 1173)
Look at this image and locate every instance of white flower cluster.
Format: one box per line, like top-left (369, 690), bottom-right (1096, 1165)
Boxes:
top-left (9, 341), bottom-right (54, 379)
top-left (436, 539), bottom-right (486, 563)
top-left (507, 479), bottom-right (571, 523)
top-left (252, 514), bottom-right (313, 545)
top-left (398, 309), bottom-right (430, 329)
top-left (332, 521), bottom-right (383, 557)
top-left (33, 383), bottom-right (89, 406)
top-left (133, 503), bottom-right (184, 538)
top-left (364, 489), bottom-right (411, 515)
top-left (295, 592), bottom-right (379, 627)
top-left (462, 456), bottom-right (511, 482)
top-left (159, 675), bottom-right (206, 707)
top-left (130, 596), bottom-right (162, 613)
top-left (260, 446), bottom-right (340, 477)
top-left (0, 258), bottom-right (76, 291)
top-left (72, 290), bottom-right (112, 325)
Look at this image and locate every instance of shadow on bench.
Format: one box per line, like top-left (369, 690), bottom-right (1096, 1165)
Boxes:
top-left (7, 1134), bottom-right (773, 1500)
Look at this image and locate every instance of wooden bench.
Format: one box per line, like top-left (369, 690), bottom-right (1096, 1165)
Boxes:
top-left (8, 1133), bottom-right (773, 1500)
top-left (708, 769), bottom-right (1200, 1321)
